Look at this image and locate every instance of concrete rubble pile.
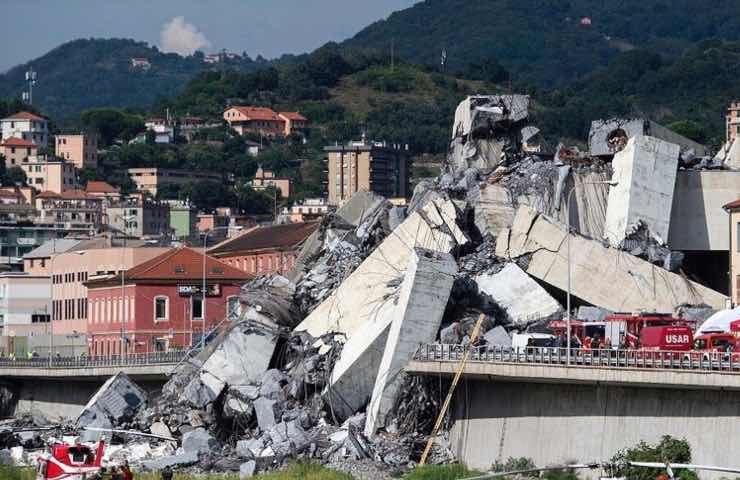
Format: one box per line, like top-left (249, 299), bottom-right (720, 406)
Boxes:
top-left (57, 95), bottom-right (731, 477)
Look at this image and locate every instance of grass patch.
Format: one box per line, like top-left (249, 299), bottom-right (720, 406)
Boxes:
top-left (4, 462), bottom-right (353, 480)
top-left (0, 466), bottom-right (35, 480)
top-left (404, 464), bottom-right (482, 480)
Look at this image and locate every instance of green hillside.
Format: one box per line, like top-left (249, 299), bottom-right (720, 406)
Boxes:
top-left (0, 39), bottom-right (266, 119)
top-left (343, 0), bottom-right (740, 86)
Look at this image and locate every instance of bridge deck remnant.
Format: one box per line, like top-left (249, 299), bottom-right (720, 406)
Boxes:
top-left (408, 345), bottom-right (740, 391)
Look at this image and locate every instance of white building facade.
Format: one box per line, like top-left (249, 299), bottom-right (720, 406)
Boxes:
top-left (1, 112), bottom-right (49, 147)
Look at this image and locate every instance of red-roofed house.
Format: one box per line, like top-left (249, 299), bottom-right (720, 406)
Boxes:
top-left (224, 106), bottom-right (307, 137)
top-left (278, 112), bottom-right (308, 136)
top-left (207, 221), bottom-right (319, 275)
top-left (86, 247), bottom-right (252, 354)
top-left (85, 180), bottom-right (121, 207)
top-left (0, 137), bottom-right (37, 165)
top-left (724, 199), bottom-right (740, 306)
top-left (1, 111), bottom-right (49, 147)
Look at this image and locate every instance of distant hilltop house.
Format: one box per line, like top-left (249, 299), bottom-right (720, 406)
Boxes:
top-left (224, 106), bottom-right (308, 138)
top-left (204, 52), bottom-right (242, 64)
top-left (130, 58), bottom-right (151, 70)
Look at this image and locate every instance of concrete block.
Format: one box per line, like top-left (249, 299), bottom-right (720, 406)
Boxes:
top-left (150, 422), bottom-right (172, 439)
top-left (253, 397), bottom-right (279, 431)
top-left (295, 198), bottom-right (467, 341)
top-left (475, 264), bottom-right (562, 325)
top-left (182, 428), bottom-right (218, 455)
top-left (605, 135), bottom-right (680, 247)
top-left (365, 249), bottom-right (457, 436)
top-left (502, 206), bottom-right (728, 312)
top-left (236, 437), bottom-right (265, 458)
top-left (76, 372), bottom-right (147, 435)
top-left (240, 460), bottom-right (257, 478)
top-left (452, 95), bottom-right (529, 138)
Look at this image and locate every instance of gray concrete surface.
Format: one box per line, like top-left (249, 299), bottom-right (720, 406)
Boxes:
top-left (446, 379), bottom-right (740, 479)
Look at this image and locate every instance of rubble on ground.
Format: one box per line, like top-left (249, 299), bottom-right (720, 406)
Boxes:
top-left (12, 94), bottom-right (732, 477)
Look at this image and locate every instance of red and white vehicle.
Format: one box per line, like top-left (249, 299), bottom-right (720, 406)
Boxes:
top-left (35, 440), bottom-right (104, 480)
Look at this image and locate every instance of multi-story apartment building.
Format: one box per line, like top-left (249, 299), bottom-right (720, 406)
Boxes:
top-left (251, 166), bottom-right (291, 198)
top-left (0, 137), bottom-right (37, 166)
top-left (127, 168), bottom-right (222, 197)
top-left (34, 190), bottom-right (103, 232)
top-left (0, 272), bottom-right (51, 338)
top-left (727, 101), bottom-right (740, 145)
top-left (278, 112), bottom-right (308, 137)
top-left (164, 200), bottom-right (198, 239)
top-left (86, 247), bottom-right (249, 354)
top-left (85, 181), bottom-right (121, 208)
top-left (280, 198), bottom-right (331, 223)
top-left (0, 111), bottom-right (49, 147)
top-left (20, 156), bottom-right (78, 194)
top-left (106, 194), bottom-right (171, 238)
top-left (324, 139), bottom-right (409, 205)
top-left (55, 134), bottom-right (98, 170)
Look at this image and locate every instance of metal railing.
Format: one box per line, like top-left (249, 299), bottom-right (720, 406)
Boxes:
top-left (414, 344), bottom-right (740, 373)
top-left (0, 349), bottom-right (197, 369)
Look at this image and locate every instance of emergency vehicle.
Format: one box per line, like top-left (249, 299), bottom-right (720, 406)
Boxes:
top-left (35, 440), bottom-right (104, 480)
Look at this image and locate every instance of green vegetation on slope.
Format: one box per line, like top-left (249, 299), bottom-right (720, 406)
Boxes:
top-left (343, 0), bottom-right (740, 87)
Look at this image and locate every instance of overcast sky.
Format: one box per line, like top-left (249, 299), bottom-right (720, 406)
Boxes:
top-left (0, 0), bottom-right (416, 72)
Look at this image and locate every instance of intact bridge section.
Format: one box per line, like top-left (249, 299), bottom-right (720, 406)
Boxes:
top-left (0, 351), bottom-right (188, 420)
top-left (408, 345), bottom-right (740, 479)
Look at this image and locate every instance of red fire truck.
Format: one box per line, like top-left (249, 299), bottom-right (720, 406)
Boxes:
top-left (35, 440), bottom-right (104, 480)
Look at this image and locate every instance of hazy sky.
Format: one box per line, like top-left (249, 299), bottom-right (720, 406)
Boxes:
top-left (0, 0), bottom-right (417, 72)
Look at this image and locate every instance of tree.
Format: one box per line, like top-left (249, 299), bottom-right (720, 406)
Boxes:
top-left (667, 120), bottom-right (709, 144)
top-left (0, 154), bottom-right (6, 186)
top-left (612, 436), bottom-right (698, 480)
top-left (4, 166), bottom-right (27, 186)
top-left (80, 108), bottom-right (144, 146)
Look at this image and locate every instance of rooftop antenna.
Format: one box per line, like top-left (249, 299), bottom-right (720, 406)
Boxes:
top-left (23, 67), bottom-right (37, 105)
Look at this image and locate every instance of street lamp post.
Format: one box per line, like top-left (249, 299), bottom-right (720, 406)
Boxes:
top-left (49, 248), bottom-right (85, 367)
top-left (565, 180), bottom-right (617, 366)
top-left (200, 225), bottom-right (242, 349)
top-left (116, 214), bottom-right (136, 359)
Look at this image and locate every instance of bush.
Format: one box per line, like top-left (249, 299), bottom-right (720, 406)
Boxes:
top-left (611, 436), bottom-right (698, 480)
top-left (404, 464), bottom-right (482, 480)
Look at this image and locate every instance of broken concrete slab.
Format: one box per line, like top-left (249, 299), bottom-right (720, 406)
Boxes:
top-left (182, 428), bottom-right (219, 455)
top-left (453, 95), bottom-right (530, 138)
top-left (365, 249), bottom-right (457, 436)
top-left (499, 205), bottom-right (728, 312)
top-left (589, 118), bottom-right (707, 157)
top-left (295, 198), bottom-right (467, 342)
top-left (253, 397), bottom-right (280, 431)
top-left (183, 321), bottom-right (279, 408)
top-left (141, 451), bottom-right (199, 471)
top-left (483, 326), bottom-right (511, 347)
top-left (335, 190), bottom-right (391, 228)
top-left (326, 247), bottom-right (457, 423)
top-left (475, 263), bottom-right (562, 325)
top-left (77, 372), bottom-right (147, 441)
top-left (605, 135), bottom-right (680, 247)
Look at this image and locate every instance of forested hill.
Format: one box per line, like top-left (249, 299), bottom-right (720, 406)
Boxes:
top-left (342, 0), bottom-right (740, 86)
top-left (0, 39), bottom-right (267, 119)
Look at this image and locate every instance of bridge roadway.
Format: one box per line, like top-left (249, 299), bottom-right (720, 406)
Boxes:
top-left (407, 344), bottom-right (740, 479)
top-left (407, 344), bottom-right (740, 390)
top-left (0, 351), bottom-right (194, 381)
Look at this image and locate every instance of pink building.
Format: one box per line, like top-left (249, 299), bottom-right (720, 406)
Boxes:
top-left (55, 134), bottom-right (98, 170)
top-left (207, 221), bottom-right (319, 276)
top-left (86, 247), bottom-right (251, 355)
top-left (0, 137), bottom-right (37, 166)
top-left (48, 246), bottom-right (170, 335)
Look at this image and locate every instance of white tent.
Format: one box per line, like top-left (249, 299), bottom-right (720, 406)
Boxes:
top-left (696, 306), bottom-right (740, 334)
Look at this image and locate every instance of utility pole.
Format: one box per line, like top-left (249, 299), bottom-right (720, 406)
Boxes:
top-left (23, 67), bottom-right (37, 105)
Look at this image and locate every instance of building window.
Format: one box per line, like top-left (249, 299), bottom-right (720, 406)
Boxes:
top-left (192, 296), bottom-right (203, 320)
top-left (154, 296), bottom-right (169, 321)
top-left (227, 296), bottom-right (241, 320)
